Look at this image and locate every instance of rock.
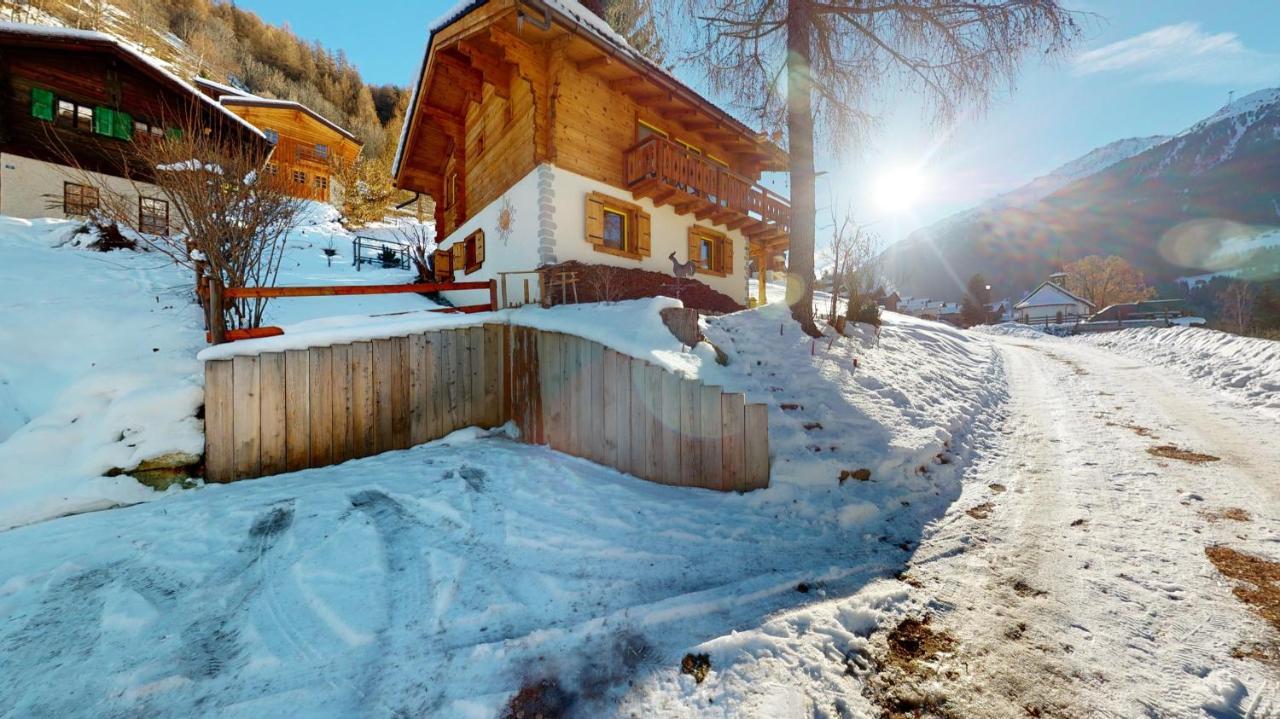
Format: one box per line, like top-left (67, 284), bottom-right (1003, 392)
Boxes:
top-left (123, 451), bottom-right (202, 490)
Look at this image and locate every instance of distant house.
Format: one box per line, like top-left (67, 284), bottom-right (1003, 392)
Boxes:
top-left (1014, 278), bottom-right (1094, 324)
top-left (392, 0), bottom-right (790, 307)
top-left (194, 78), bottom-right (362, 204)
top-left (881, 291), bottom-right (901, 312)
top-left (0, 23), bottom-right (268, 227)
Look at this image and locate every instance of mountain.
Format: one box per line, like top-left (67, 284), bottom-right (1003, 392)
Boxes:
top-left (883, 88), bottom-right (1280, 301)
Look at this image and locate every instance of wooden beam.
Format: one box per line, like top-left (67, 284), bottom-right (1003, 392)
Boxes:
top-left (609, 75), bottom-right (650, 93)
top-left (576, 53), bottom-right (612, 72)
top-left (457, 39), bottom-right (512, 98)
top-left (421, 105), bottom-right (465, 139)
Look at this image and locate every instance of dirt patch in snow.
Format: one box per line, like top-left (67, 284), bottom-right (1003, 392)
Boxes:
top-left (1106, 421), bottom-right (1155, 437)
top-left (1205, 546), bottom-right (1280, 630)
top-left (1201, 507), bottom-right (1252, 523)
top-left (503, 678), bottom-right (572, 719)
top-left (1012, 579), bottom-right (1049, 598)
top-left (864, 615), bottom-right (958, 718)
top-left (966, 502), bottom-right (994, 520)
top-left (1147, 445), bottom-right (1220, 464)
top-left (988, 483), bottom-right (1006, 493)
top-left (538, 260), bottom-right (743, 314)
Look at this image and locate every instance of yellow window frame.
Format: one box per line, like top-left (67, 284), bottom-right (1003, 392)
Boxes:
top-left (602, 206), bottom-right (630, 252)
top-left (637, 119), bottom-right (668, 142)
top-left (676, 138), bottom-right (702, 155)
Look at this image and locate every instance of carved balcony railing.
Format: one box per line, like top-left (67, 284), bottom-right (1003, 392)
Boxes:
top-left (624, 136), bottom-right (789, 242)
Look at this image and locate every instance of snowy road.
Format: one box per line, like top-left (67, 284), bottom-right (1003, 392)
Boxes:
top-left (895, 334), bottom-right (1280, 718)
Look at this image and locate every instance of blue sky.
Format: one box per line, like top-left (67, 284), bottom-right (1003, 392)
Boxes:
top-left (241, 1), bottom-right (1280, 245)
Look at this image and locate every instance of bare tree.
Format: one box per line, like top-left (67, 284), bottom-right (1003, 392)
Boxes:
top-left (46, 104), bottom-right (303, 335)
top-left (1217, 281), bottom-right (1255, 335)
top-left (390, 218), bottom-right (437, 283)
top-left (820, 200), bottom-right (858, 321)
top-left (842, 222), bottom-right (882, 326)
top-left (672, 0), bottom-right (1079, 336)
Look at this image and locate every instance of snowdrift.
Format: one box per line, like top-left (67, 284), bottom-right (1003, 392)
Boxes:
top-left (0, 301), bottom-right (1008, 717)
top-left (0, 207), bottom-right (440, 530)
top-left (1078, 326), bottom-right (1280, 418)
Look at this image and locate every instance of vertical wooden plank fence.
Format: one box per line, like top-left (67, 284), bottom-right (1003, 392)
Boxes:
top-left (204, 325), bottom-right (770, 491)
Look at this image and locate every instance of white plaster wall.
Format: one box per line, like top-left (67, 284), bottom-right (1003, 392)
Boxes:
top-left (0, 153), bottom-right (173, 232)
top-left (433, 163), bottom-right (544, 308)
top-left (1018, 303), bottom-right (1090, 323)
top-left (434, 163), bottom-right (752, 307)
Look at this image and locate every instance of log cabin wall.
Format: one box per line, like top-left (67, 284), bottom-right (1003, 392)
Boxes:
top-left (220, 103), bottom-right (362, 203)
top-left (0, 44), bottom-right (228, 179)
top-left (462, 72), bottom-right (537, 221)
top-left (204, 323), bottom-right (771, 492)
top-left (547, 56), bottom-right (759, 189)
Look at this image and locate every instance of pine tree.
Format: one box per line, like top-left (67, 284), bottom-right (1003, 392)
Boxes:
top-left (961, 274), bottom-right (992, 327)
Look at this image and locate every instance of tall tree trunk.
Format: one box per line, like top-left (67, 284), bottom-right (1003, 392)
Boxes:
top-left (785, 0), bottom-right (820, 336)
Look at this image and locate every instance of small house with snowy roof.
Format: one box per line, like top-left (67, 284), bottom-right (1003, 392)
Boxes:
top-left (1013, 277), bottom-right (1094, 324)
top-left (194, 78), bottom-right (363, 204)
top-left (393, 0), bottom-right (790, 308)
top-left (0, 22), bottom-right (269, 229)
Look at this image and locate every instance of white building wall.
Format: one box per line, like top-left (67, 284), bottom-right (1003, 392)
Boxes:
top-left (0, 153), bottom-right (173, 232)
top-left (1017, 302), bottom-right (1091, 323)
top-left (434, 163), bottom-right (752, 307)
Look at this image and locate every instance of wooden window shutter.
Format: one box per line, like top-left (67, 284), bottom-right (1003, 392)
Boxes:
top-left (585, 193), bottom-right (605, 246)
top-left (722, 236), bottom-right (734, 273)
top-left (93, 107), bottom-right (115, 137)
top-left (452, 241), bottom-right (465, 270)
top-left (475, 230), bottom-right (485, 265)
top-left (636, 210), bottom-right (651, 257)
top-left (433, 248), bottom-right (452, 281)
top-left (687, 228), bottom-right (700, 263)
top-left (114, 110), bottom-right (133, 141)
top-left (30, 88), bottom-right (54, 121)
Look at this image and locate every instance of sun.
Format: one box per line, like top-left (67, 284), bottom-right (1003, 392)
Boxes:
top-left (872, 165), bottom-right (930, 214)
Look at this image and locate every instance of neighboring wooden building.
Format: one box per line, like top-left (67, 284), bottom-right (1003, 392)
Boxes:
top-left (194, 78), bottom-right (362, 204)
top-left (1014, 278), bottom-right (1095, 324)
top-left (0, 23), bottom-right (267, 227)
top-left (393, 0), bottom-right (790, 307)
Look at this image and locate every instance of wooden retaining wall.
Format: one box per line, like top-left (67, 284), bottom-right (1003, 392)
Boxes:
top-left (204, 324), bottom-right (769, 491)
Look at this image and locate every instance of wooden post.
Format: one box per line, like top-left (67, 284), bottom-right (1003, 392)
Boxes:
top-left (489, 278), bottom-right (499, 311)
top-left (207, 276), bottom-right (226, 344)
top-left (204, 360), bottom-right (234, 482)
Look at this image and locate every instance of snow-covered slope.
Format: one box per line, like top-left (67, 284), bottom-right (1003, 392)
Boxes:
top-left (1180, 87), bottom-right (1280, 137)
top-left (1077, 326), bottom-right (1280, 418)
top-left (0, 208), bottom-right (439, 531)
top-left (0, 299), bottom-right (1008, 717)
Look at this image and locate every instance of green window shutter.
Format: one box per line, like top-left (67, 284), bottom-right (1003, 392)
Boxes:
top-left (93, 106), bottom-right (115, 136)
top-left (114, 110), bottom-right (133, 140)
top-left (30, 87), bottom-right (54, 121)
top-left (166, 127), bottom-right (183, 140)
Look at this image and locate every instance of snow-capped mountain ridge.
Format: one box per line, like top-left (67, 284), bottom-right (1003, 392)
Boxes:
top-left (882, 85), bottom-right (1280, 299)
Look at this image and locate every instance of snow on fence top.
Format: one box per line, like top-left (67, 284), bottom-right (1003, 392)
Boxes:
top-left (196, 298), bottom-right (705, 378)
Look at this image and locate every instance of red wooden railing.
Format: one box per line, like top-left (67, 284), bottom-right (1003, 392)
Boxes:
top-left (203, 278), bottom-right (498, 344)
top-left (624, 136), bottom-right (790, 233)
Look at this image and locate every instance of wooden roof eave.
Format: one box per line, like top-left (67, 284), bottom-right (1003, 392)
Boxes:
top-left (395, 0), bottom-right (518, 190)
top-left (535, 3), bottom-right (788, 171)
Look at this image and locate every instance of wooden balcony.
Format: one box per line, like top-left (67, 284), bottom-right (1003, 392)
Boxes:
top-left (625, 136), bottom-right (789, 244)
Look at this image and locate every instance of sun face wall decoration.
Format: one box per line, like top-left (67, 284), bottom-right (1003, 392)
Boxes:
top-left (496, 195), bottom-right (516, 245)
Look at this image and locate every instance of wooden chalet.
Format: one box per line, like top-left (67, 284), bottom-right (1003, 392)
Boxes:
top-left (394, 0), bottom-right (789, 306)
top-left (0, 23), bottom-right (268, 226)
top-left (195, 78), bottom-right (362, 204)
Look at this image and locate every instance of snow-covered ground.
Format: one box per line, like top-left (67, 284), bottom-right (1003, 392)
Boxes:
top-left (0, 293), bottom-right (1007, 717)
top-left (1078, 325), bottom-right (1280, 419)
top-left (0, 208), bottom-right (439, 530)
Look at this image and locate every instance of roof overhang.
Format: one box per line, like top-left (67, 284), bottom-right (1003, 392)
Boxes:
top-left (393, 0), bottom-right (788, 189)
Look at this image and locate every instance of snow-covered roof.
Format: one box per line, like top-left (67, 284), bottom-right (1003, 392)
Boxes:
top-left (218, 95), bottom-right (361, 144)
top-left (0, 21), bottom-right (265, 141)
top-left (1013, 281), bottom-right (1095, 310)
top-left (194, 76), bottom-right (249, 99)
top-left (394, 0), bottom-right (783, 177)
